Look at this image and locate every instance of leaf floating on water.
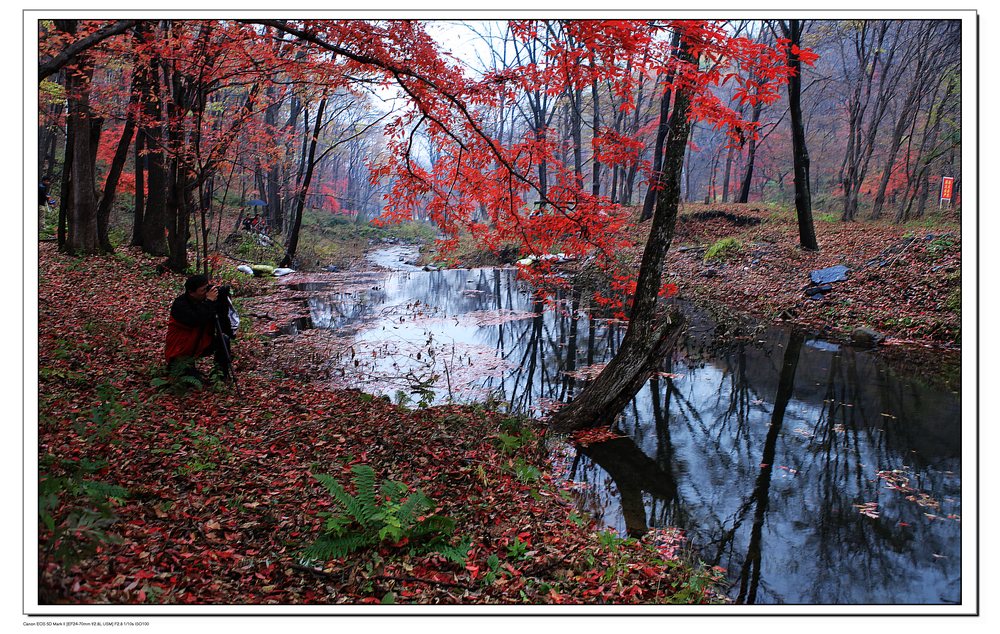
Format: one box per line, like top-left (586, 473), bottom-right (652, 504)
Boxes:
top-left (562, 363), bottom-right (609, 380)
top-left (854, 502), bottom-right (880, 519)
top-left (572, 428), bottom-right (622, 447)
top-left (652, 372), bottom-right (685, 380)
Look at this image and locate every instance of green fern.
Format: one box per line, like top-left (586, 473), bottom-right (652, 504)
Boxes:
top-left (80, 480), bottom-right (129, 502)
top-left (351, 464), bottom-right (378, 524)
top-left (304, 465), bottom-right (467, 564)
top-left (302, 534), bottom-right (370, 561)
top-left (427, 535), bottom-right (472, 565)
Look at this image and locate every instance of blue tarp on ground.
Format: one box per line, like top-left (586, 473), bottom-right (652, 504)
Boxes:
top-left (810, 265), bottom-right (849, 285)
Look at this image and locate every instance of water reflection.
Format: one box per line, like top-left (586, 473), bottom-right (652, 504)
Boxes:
top-left (285, 266), bottom-right (962, 604)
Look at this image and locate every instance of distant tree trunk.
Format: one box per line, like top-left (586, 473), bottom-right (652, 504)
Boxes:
top-left (263, 87), bottom-right (283, 230)
top-left (721, 145), bottom-right (735, 203)
top-left (870, 90), bottom-right (920, 220)
top-left (898, 75), bottom-right (956, 222)
top-left (282, 96), bottom-right (327, 268)
top-left (571, 89), bottom-right (583, 193)
top-left (621, 69), bottom-right (649, 205)
top-left (872, 23), bottom-right (938, 220)
top-left (840, 21), bottom-right (900, 221)
top-left (641, 33), bottom-right (682, 221)
top-left (96, 95), bottom-right (138, 252)
top-left (737, 100), bottom-right (763, 204)
top-left (779, 20), bottom-right (819, 251)
top-left (550, 37), bottom-right (694, 433)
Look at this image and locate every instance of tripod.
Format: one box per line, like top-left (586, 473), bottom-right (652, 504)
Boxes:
top-left (213, 313), bottom-right (241, 396)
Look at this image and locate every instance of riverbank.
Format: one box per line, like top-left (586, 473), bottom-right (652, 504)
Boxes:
top-left (437, 203), bottom-right (962, 351)
top-left (36, 243), bottom-right (727, 605)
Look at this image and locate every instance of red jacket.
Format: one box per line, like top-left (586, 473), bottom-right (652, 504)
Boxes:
top-left (164, 293), bottom-right (217, 363)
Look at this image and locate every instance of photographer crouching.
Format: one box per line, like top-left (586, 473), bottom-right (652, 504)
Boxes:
top-left (164, 274), bottom-right (238, 383)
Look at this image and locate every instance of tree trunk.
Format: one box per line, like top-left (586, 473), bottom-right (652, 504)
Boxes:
top-left (591, 76), bottom-right (601, 198)
top-left (64, 50), bottom-right (101, 255)
top-left (139, 45), bottom-right (168, 256)
top-left (781, 20), bottom-right (819, 251)
top-left (737, 101), bottom-right (763, 204)
top-left (57, 118), bottom-right (73, 250)
top-left (721, 145), bottom-right (735, 203)
top-left (132, 126), bottom-right (145, 247)
top-left (550, 37), bottom-right (694, 433)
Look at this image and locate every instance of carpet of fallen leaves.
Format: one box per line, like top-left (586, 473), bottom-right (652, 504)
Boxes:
top-left (37, 243), bottom-right (727, 606)
top-left (660, 204), bottom-right (962, 348)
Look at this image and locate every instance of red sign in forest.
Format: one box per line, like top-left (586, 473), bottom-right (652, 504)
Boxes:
top-left (940, 176), bottom-right (955, 203)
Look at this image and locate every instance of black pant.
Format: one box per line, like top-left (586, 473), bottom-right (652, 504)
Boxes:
top-left (168, 333), bottom-right (232, 380)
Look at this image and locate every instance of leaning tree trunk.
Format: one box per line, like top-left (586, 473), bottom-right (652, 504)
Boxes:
top-left (96, 103), bottom-right (137, 252)
top-left (549, 38), bottom-right (694, 434)
top-left (736, 101), bottom-right (762, 204)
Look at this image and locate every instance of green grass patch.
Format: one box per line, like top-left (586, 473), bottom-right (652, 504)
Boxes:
top-left (704, 237), bottom-right (743, 263)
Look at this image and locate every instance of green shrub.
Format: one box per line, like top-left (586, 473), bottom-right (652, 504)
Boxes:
top-left (703, 237), bottom-right (743, 263)
top-left (303, 465), bottom-right (470, 564)
top-left (39, 465), bottom-right (129, 567)
top-left (928, 235), bottom-right (957, 255)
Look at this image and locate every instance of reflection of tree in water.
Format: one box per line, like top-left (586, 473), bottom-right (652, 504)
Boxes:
top-left (668, 328), bottom-right (961, 603)
top-left (577, 437), bottom-right (677, 538)
top-left (734, 330), bottom-right (803, 604)
top-left (296, 267), bottom-right (961, 603)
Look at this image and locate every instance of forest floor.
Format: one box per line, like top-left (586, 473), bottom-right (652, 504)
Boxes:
top-left (36, 242), bottom-right (726, 607)
top-left (660, 203), bottom-right (962, 348)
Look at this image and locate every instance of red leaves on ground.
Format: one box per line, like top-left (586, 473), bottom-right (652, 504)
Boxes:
top-left (37, 244), bottom-right (723, 605)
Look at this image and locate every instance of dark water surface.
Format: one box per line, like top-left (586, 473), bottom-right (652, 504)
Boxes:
top-left (286, 263), bottom-right (962, 605)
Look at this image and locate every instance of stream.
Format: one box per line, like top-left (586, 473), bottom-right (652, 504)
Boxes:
top-left (278, 247), bottom-right (963, 605)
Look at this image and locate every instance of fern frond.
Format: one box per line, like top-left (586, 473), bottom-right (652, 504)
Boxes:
top-left (313, 473), bottom-right (351, 511)
top-left (380, 479), bottom-right (407, 502)
top-left (412, 514), bottom-right (456, 538)
top-left (433, 535), bottom-right (472, 565)
top-left (315, 471), bottom-right (369, 524)
top-left (79, 480), bottom-right (129, 501)
top-left (302, 533), bottom-right (372, 561)
top-left (396, 490), bottom-right (434, 527)
top-left (350, 465), bottom-right (378, 525)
